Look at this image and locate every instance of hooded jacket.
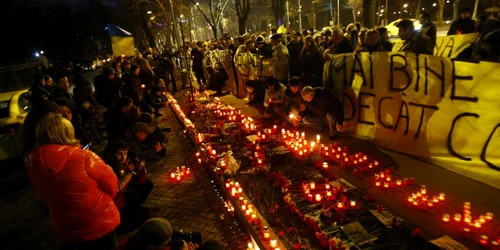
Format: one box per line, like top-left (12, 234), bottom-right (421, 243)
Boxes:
top-left (24, 145), bottom-right (120, 242)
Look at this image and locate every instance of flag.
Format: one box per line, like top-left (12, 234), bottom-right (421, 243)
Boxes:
top-left (277, 25), bottom-right (286, 34)
top-left (108, 24), bottom-right (136, 56)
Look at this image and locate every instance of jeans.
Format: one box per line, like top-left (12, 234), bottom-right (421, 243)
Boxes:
top-left (302, 113), bottom-right (338, 136)
top-left (61, 230), bottom-right (116, 250)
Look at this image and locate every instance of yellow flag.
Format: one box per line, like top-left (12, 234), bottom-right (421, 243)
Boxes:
top-left (277, 25), bottom-right (286, 34)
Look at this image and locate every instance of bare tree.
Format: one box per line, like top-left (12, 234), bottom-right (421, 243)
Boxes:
top-left (123, 0), bottom-right (179, 48)
top-left (345, 0), bottom-right (362, 23)
top-left (271, 0), bottom-right (286, 27)
top-left (189, 0), bottom-right (230, 38)
top-left (235, 0), bottom-right (251, 35)
top-left (436, 0), bottom-right (445, 26)
top-left (362, 0), bottom-right (376, 28)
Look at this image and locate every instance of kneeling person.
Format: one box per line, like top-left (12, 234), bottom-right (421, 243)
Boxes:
top-left (300, 86), bottom-right (344, 140)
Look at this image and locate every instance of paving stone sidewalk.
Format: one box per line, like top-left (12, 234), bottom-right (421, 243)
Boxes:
top-left (0, 91), bottom-right (243, 250)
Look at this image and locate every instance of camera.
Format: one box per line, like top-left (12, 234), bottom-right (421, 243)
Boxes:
top-left (170, 230), bottom-right (202, 249)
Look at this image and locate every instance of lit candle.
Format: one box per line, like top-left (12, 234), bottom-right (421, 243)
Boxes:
top-left (262, 134), bottom-right (266, 139)
top-left (270, 239), bottom-right (277, 248)
top-left (245, 209), bottom-right (251, 216)
top-left (439, 193), bottom-right (445, 201)
top-left (307, 194), bottom-right (313, 201)
top-left (464, 215), bottom-right (472, 223)
top-left (479, 235), bottom-right (488, 246)
top-left (350, 200), bottom-right (356, 207)
top-left (427, 201), bottom-right (434, 207)
top-left (432, 196), bottom-right (439, 203)
top-left (315, 194), bottom-right (322, 202)
top-left (337, 201), bottom-right (343, 209)
top-left (304, 188), bottom-right (310, 194)
top-left (310, 182), bottom-right (316, 189)
top-left (212, 149), bottom-right (216, 155)
top-left (412, 200), bottom-right (419, 206)
top-left (474, 220), bottom-right (482, 229)
top-left (325, 184), bottom-right (331, 190)
top-left (186, 168), bottom-right (190, 174)
top-left (251, 213), bottom-right (257, 220)
top-left (171, 173), bottom-right (176, 179)
top-left (463, 202), bottom-right (471, 210)
top-left (176, 175), bottom-right (181, 181)
top-left (486, 212), bottom-right (494, 221)
top-left (326, 191), bottom-right (332, 197)
top-left (408, 196), bottom-right (414, 203)
top-left (299, 151), bottom-right (303, 156)
top-left (454, 214), bottom-right (462, 222)
top-left (242, 204), bottom-right (247, 211)
top-left (316, 135), bottom-right (320, 143)
top-left (247, 242), bottom-right (254, 249)
top-left (235, 182), bottom-right (240, 187)
top-left (479, 215), bottom-right (486, 224)
top-left (225, 183), bottom-right (230, 188)
top-left (396, 180), bottom-right (402, 186)
top-left (442, 214), bottom-right (450, 223)
top-left (374, 160), bottom-right (379, 166)
top-left (196, 151), bottom-right (200, 157)
top-left (322, 162), bottom-right (328, 169)
top-left (257, 158), bottom-right (263, 165)
top-left (301, 132), bottom-right (305, 138)
top-left (383, 182), bottom-right (390, 188)
top-left (375, 181), bottom-right (381, 187)
top-left (198, 158), bottom-right (202, 164)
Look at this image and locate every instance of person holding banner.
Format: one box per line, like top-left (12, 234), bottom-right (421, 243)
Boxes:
top-left (397, 19), bottom-right (434, 55)
top-left (418, 12), bottom-right (437, 46)
top-left (300, 86), bottom-right (344, 140)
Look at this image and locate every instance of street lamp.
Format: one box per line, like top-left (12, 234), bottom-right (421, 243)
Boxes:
top-left (432, 3), bottom-right (437, 7)
top-left (196, 2), bottom-right (199, 6)
top-left (403, 3), bottom-right (408, 8)
top-left (147, 10), bottom-right (152, 14)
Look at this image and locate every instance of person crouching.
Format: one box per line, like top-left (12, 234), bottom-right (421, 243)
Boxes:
top-left (300, 86), bottom-right (344, 140)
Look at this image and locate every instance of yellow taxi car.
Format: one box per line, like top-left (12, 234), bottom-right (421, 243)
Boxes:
top-left (0, 89), bottom-right (30, 161)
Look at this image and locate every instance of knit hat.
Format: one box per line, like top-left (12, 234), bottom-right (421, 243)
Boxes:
top-left (129, 218), bottom-right (173, 247)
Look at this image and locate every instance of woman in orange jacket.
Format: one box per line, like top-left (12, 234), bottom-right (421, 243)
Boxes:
top-left (24, 113), bottom-right (120, 249)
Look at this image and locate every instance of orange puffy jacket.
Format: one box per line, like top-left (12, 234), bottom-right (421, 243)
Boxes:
top-left (24, 144), bottom-right (120, 243)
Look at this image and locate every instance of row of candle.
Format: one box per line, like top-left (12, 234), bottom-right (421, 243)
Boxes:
top-left (189, 93), bottom-right (284, 250)
top-left (170, 166), bottom-right (191, 181)
top-left (375, 172), bottom-right (415, 188)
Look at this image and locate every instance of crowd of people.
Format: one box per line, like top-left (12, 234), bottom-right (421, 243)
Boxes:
top-left (20, 6), bottom-right (500, 250)
top-left (185, 8), bottom-right (500, 139)
top-left (23, 50), bottom-right (229, 249)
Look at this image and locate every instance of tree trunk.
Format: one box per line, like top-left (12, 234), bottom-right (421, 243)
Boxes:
top-left (238, 17), bottom-right (247, 35)
top-left (414, 0), bottom-right (422, 18)
top-left (211, 25), bottom-right (218, 38)
top-left (437, 1), bottom-right (444, 26)
top-left (271, 0), bottom-right (286, 27)
top-left (362, 0), bottom-right (376, 28)
top-left (352, 9), bottom-right (357, 23)
top-left (452, 0), bottom-right (460, 20)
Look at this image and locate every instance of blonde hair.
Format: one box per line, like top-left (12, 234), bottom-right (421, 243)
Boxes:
top-left (35, 113), bottom-right (79, 146)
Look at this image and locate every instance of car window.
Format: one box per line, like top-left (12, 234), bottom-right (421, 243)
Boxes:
top-left (18, 93), bottom-right (31, 114)
top-left (0, 101), bottom-right (9, 118)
